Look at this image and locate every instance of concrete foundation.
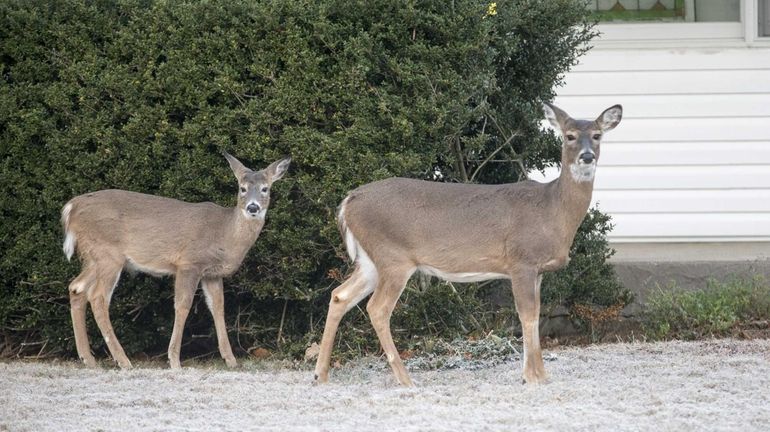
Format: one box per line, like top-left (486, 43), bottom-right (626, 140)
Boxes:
top-left (538, 243), bottom-right (770, 338)
top-left (609, 241), bottom-right (770, 303)
top-left (612, 260), bottom-right (770, 304)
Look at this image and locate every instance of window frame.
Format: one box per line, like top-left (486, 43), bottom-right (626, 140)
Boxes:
top-left (591, 0), bottom-right (770, 49)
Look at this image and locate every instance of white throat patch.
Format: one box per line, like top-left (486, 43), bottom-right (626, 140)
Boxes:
top-left (570, 163), bottom-right (596, 182)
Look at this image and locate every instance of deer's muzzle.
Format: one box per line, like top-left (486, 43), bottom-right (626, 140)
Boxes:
top-left (579, 152), bottom-right (595, 164)
top-left (246, 203), bottom-right (261, 215)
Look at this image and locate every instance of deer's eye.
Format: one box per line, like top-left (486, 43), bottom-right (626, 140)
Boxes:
top-left (566, 134), bottom-right (576, 141)
top-left (240, 186), bottom-right (247, 194)
top-left (593, 134), bottom-right (602, 140)
top-left (261, 186), bottom-right (269, 193)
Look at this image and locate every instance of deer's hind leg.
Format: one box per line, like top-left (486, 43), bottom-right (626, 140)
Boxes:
top-left (86, 257), bottom-right (131, 369)
top-left (201, 277), bottom-right (237, 368)
top-left (314, 263), bottom-right (377, 384)
top-left (366, 266), bottom-right (414, 386)
top-left (68, 265), bottom-right (97, 367)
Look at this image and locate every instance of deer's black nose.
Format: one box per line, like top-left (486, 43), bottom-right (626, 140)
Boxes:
top-left (580, 153), bottom-right (595, 164)
top-left (246, 203), bottom-right (261, 214)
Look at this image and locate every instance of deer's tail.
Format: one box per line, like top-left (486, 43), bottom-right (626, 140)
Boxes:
top-left (61, 202), bottom-right (77, 261)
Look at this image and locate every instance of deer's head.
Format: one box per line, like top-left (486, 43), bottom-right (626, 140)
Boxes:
top-left (544, 103), bottom-right (622, 182)
top-left (224, 153), bottom-right (291, 219)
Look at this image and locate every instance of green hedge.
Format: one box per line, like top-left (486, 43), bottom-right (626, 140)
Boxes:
top-left (1, 0), bottom-right (626, 360)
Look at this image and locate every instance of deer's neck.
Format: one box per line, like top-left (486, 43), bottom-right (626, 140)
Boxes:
top-left (225, 208), bottom-right (264, 259)
top-left (553, 166), bottom-right (595, 239)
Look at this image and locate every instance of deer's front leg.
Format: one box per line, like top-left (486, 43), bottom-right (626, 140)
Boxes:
top-left (201, 278), bottom-right (237, 368)
top-left (511, 269), bottom-right (548, 384)
top-left (168, 269), bottom-right (200, 369)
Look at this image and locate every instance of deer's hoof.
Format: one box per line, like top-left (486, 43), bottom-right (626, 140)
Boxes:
top-left (117, 360), bottom-right (133, 370)
top-left (81, 356), bottom-right (98, 368)
top-left (313, 373), bottom-right (329, 386)
top-left (522, 371), bottom-right (550, 385)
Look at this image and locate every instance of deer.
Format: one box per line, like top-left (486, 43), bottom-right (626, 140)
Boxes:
top-left (313, 103), bottom-right (622, 386)
top-left (61, 153), bottom-right (290, 369)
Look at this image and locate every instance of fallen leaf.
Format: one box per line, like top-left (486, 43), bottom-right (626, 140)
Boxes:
top-left (304, 342), bottom-right (320, 361)
top-left (250, 347), bottom-right (271, 359)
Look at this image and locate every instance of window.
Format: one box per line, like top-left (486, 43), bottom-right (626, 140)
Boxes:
top-left (760, 0), bottom-right (770, 36)
top-left (588, 0), bottom-right (770, 47)
top-left (588, 0), bottom-right (740, 23)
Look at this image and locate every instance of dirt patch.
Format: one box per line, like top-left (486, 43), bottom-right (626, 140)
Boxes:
top-left (2, 339), bottom-right (769, 431)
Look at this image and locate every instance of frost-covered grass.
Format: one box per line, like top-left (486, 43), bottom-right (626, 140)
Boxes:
top-left (2, 339), bottom-right (769, 431)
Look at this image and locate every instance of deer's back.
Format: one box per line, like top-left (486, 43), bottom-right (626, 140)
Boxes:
top-left (69, 189), bottom-right (226, 225)
top-left (344, 177), bottom-right (552, 229)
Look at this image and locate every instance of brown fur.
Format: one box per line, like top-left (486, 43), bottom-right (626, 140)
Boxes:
top-left (343, 177), bottom-right (590, 274)
top-left (62, 154), bottom-right (290, 369)
top-left (314, 103), bottom-right (622, 386)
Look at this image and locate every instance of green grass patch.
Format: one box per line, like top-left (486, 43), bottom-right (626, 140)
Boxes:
top-left (642, 275), bottom-right (770, 340)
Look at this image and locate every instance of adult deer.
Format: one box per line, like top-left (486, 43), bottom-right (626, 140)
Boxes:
top-left (61, 153), bottom-right (290, 369)
top-left (314, 103), bottom-right (622, 385)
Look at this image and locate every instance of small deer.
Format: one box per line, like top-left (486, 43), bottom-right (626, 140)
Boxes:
top-left (314, 103), bottom-right (622, 385)
top-left (61, 153), bottom-right (290, 369)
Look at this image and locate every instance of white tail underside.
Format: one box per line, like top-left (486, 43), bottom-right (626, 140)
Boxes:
top-left (337, 197), bottom-right (378, 309)
top-left (61, 203), bottom-right (76, 261)
top-left (339, 196), bottom-right (358, 263)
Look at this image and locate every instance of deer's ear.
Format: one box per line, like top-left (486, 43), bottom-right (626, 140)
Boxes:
top-left (224, 152), bottom-right (249, 179)
top-left (543, 102), bottom-right (569, 135)
top-left (597, 104), bottom-right (623, 132)
top-left (267, 157), bottom-right (291, 182)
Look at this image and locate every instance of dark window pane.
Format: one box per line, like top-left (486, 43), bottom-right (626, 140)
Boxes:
top-left (760, 0), bottom-right (770, 36)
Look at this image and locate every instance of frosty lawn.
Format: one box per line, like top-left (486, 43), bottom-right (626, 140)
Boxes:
top-left (2, 339), bottom-right (768, 431)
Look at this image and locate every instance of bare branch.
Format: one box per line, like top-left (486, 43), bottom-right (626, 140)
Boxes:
top-left (470, 132), bottom-right (519, 182)
top-left (451, 136), bottom-right (469, 182)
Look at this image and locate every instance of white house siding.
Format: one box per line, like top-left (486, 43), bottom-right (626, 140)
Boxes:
top-left (544, 47), bottom-right (770, 262)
